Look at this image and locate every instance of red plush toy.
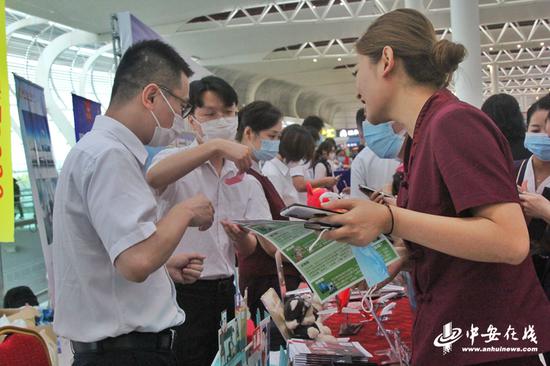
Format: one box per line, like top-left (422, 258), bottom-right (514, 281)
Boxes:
top-left (306, 182), bottom-right (340, 208)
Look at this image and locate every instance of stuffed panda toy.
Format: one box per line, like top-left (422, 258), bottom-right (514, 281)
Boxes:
top-left (283, 295), bottom-right (336, 342)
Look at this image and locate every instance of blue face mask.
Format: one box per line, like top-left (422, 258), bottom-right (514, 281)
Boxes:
top-left (525, 133), bottom-right (550, 161)
top-left (363, 121), bottom-right (404, 159)
top-left (351, 245), bottom-right (389, 287)
top-left (253, 139), bottom-right (280, 162)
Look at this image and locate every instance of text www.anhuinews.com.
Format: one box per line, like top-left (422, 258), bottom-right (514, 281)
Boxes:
top-left (462, 346), bottom-right (538, 353)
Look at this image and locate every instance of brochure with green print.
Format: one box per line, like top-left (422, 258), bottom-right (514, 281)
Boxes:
top-left (234, 220), bottom-right (400, 302)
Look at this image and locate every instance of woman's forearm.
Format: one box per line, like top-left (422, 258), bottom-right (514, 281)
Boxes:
top-left (392, 202), bottom-right (529, 265)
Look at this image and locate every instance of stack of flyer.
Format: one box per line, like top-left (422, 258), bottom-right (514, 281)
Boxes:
top-left (287, 339), bottom-right (374, 365)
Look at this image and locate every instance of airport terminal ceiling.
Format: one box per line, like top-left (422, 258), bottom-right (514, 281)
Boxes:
top-left (6, 0), bottom-right (550, 129)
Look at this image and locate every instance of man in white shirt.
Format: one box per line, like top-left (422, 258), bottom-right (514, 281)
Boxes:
top-left (350, 148), bottom-right (400, 198)
top-left (52, 40), bottom-right (214, 366)
top-left (350, 108), bottom-right (402, 198)
top-left (146, 76), bottom-right (270, 366)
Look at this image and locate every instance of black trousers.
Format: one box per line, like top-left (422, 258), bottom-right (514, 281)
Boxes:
top-left (72, 349), bottom-right (176, 366)
top-left (173, 278), bottom-right (236, 366)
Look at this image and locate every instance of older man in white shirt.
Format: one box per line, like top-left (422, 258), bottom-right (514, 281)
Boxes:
top-left (350, 108), bottom-right (403, 199)
top-left (350, 147), bottom-right (400, 198)
top-left (52, 40), bottom-right (214, 366)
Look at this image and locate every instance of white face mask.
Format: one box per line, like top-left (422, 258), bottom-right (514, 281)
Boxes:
top-left (199, 116), bottom-right (238, 141)
top-left (148, 90), bottom-right (188, 147)
top-left (328, 152), bottom-right (336, 160)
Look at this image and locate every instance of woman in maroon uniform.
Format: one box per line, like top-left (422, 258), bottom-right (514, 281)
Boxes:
top-left (320, 9), bottom-right (550, 366)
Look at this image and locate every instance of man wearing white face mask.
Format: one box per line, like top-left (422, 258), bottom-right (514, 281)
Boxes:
top-left (146, 76), bottom-right (272, 366)
top-left (350, 108), bottom-right (403, 199)
top-left (52, 40), bottom-right (214, 366)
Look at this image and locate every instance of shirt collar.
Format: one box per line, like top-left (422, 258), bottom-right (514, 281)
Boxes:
top-left (413, 88), bottom-right (457, 141)
top-left (174, 138), bottom-right (241, 178)
top-left (525, 156), bottom-right (550, 194)
top-left (92, 115), bottom-right (148, 166)
top-left (251, 160), bottom-right (262, 174)
top-left (187, 139), bottom-right (240, 177)
top-left (220, 160), bottom-right (239, 178)
top-left (271, 157), bottom-right (289, 176)
top-left (525, 156), bottom-right (535, 193)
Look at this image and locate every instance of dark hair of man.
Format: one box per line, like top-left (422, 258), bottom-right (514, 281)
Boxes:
top-left (302, 115), bottom-right (325, 132)
top-left (110, 40), bottom-right (193, 104)
top-left (304, 125), bottom-right (321, 143)
top-left (356, 108), bottom-right (365, 129)
top-left (4, 286), bottom-right (39, 308)
top-left (279, 125), bottom-right (315, 163)
top-left (526, 94), bottom-right (550, 126)
top-left (236, 101), bottom-right (282, 141)
top-left (189, 76), bottom-right (238, 113)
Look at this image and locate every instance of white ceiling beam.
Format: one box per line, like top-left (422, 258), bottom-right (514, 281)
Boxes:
top-left (373, 0), bottom-right (388, 14)
top-left (160, 1), bottom-right (550, 62)
top-left (320, 0), bottom-right (336, 20)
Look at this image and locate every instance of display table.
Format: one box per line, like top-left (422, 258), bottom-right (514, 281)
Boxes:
top-left (211, 297), bottom-right (413, 365)
top-left (324, 297), bottom-right (414, 365)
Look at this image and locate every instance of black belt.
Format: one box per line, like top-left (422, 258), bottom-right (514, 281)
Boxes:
top-left (177, 275), bottom-right (234, 293)
top-left (71, 329), bottom-right (175, 354)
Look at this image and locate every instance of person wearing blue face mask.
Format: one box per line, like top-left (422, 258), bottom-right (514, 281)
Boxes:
top-left (224, 100), bottom-right (302, 349)
top-left (236, 101), bottom-right (282, 164)
top-left (363, 120), bottom-right (406, 159)
top-left (350, 109), bottom-right (403, 199)
top-left (517, 102), bottom-right (550, 308)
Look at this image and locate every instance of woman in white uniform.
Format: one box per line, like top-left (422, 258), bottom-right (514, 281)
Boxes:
top-left (262, 124), bottom-right (315, 206)
top-left (518, 95), bottom-right (550, 305)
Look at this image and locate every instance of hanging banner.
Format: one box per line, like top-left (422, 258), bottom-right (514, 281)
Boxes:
top-left (14, 74), bottom-right (56, 298)
top-left (0, 0), bottom-right (14, 242)
top-left (71, 93), bottom-right (101, 142)
top-left (115, 11), bottom-right (211, 81)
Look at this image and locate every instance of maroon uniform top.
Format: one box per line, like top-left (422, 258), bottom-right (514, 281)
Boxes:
top-left (397, 89), bottom-right (550, 365)
top-left (237, 168), bottom-right (300, 291)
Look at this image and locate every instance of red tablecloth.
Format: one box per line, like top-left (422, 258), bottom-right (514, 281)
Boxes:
top-left (324, 297), bottom-right (414, 365)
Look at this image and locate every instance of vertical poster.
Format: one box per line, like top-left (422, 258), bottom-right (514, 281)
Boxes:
top-left (14, 74), bottom-right (56, 299)
top-left (72, 93), bottom-right (101, 142)
top-left (0, 0), bottom-right (14, 242)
